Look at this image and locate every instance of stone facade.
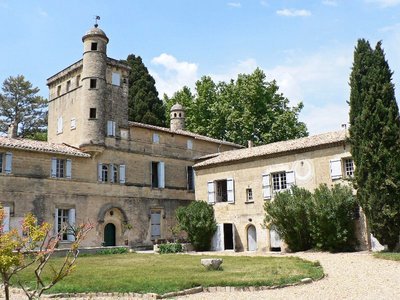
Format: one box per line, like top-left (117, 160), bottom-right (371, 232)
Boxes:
top-left (0, 25), bottom-right (241, 249)
top-left (194, 131), bottom-right (369, 252)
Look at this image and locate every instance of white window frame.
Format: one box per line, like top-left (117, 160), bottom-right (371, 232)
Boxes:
top-left (70, 118), bottom-right (76, 130)
top-left (330, 159), bottom-right (343, 180)
top-left (246, 188), bottom-right (253, 202)
top-left (98, 163), bottom-right (125, 184)
top-left (51, 158), bottom-right (71, 179)
top-left (107, 120), bottom-right (116, 137)
top-left (264, 171), bottom-right (295, 198)
top-left (207, 178), bottom-right (235, 204)
top-left (344, 158), bottom-right (354, 177)
top-left (54, 208), bottom-right (75, 242)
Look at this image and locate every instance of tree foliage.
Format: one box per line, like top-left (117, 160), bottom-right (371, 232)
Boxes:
top-left (0, 206), bottom-right (92, 300)
top-left (125, 54), bottom-right (166, 127)
top-left (164, 68), bottom-right (308, 146)
top-left (348, 39), bottom-right (400, 250)
top-left (264, 184), bottom-right (358, 252)
top-left (176, 201), bottom-right (217, 251)
top-left (0, 75), bottom-right (47, 138)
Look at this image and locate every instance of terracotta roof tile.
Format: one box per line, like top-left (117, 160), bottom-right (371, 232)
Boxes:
top-left (194, 130), bottom-right (347, 168)
top-left (128, 121), bottom-right (243, 148)
top-left (0, 136), bottom-right (91, 158)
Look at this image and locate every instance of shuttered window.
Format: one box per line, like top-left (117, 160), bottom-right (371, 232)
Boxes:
top-left (207, 181), bottom-right (215, 204)
top-left (54, 208), bottom-right (76, 241)
top-left (1, 152), bottom-right (13, 174)
top-left (151, 161), bottom-right (165, 188)
top-left (150, 211), bottom-right (161, 240)
top-left (330, 159), bottom-right (342, 179)
top-left (51, 158), bottom-right (71, 179)
top-left (262, 174), bottom-right (271, 199)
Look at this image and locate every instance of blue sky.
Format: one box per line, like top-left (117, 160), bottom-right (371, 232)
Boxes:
top-left (1, 0), bottom-right (400, 134)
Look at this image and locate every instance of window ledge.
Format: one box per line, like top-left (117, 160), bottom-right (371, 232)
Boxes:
top-left (245, 201), bottom-right (254, 204)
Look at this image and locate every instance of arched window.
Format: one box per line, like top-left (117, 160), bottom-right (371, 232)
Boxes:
top-left (102, 165), bottom-right (108, 182)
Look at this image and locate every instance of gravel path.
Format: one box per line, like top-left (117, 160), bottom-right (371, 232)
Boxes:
top-left (178, 251), bottom-right (400, 300)
top-left (4, 251), bottom-right (400, 299)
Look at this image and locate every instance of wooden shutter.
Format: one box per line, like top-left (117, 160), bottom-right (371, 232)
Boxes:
top-left (98, 163), bottom-right (103, 181)
top-left (67, 209), bottom-right (76, 242)
top-left (227, 178), bottom-right (235, 203)
top-left (262, 174), bottom-right (271, 199)
top-left (5, 152), bottom-right (12, 174)
top-left (109, 163), bottom-right (114, 183)
top-left (151, 212), bottom-right (161, 239)
top-left (107, 121), bottom-right (113, 136)
top-left (286, 171), bottom-right (295, 188)
top-left (51, 158), bottom-right (57, 178)
top-left (2, 206), bottom-right (10, 232)
top-left (66, 159), bottom-right (72, 179)
top-left (119, 164), bottom-right (126, 184)
top-left (158, 162), bottom-right (165, 188)
top-left (54, 208), bottom-right (59, 234)
top-left (57, 117), bottom-right (63, 134)
top-left (207, 181), bottom-right (215, 204)
top-left (330, 159), bottom-right (342, 179)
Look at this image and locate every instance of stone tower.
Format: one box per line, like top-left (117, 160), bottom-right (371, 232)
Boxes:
top-left (170, 103), bottom-right (185, 131)
top-left (80, 25), bottom-right (109, 147)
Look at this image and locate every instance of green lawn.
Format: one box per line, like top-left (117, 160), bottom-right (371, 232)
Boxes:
top-left (13, 253), bottom-right (323, 295)
top-left (373, 252), bottom-right (400, 262)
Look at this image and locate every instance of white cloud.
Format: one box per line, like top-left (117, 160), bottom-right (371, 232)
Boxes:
top-left (227, 2), bottom-right (241, 8)
top-left (365, 0), bottom-right (400, 7)
top-left (149, 53), bottom-right (198, 97)
top-left (322, 0), bottom-right (338, 6)
top-left (210, 58), bottom-right (258, 83)
top-left (276, 9), bottom-right (311, 17)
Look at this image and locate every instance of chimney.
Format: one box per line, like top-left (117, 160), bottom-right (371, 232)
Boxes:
top-left (247, 140), bottom-right (253, 148)
top-left (7, 123), bottom-right (17, 138)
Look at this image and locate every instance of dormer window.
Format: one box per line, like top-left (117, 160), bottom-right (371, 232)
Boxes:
top-left (91, 42), bottom-right (98, 51)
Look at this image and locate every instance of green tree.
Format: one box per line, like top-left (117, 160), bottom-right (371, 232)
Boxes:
top-left (0, 75), bottom-right (47, 138)
top-left (125, 54), bottom-right (166, 126)
top-left (165, 68), bottom-right (308, 146)
top-left (176, 201), bottom-right (217, 251)
top-left (348, 40), bottom-right (400, 250)
top-left (264, 186), bottom-right (313, 252)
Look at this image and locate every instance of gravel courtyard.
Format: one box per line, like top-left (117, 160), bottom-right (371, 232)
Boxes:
top-left (5, 251), bottom-right (400, 299)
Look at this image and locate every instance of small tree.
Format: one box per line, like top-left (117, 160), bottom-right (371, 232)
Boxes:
top-left (310, 184), bottom-right (358, 252)
top-left (264, 186), bottom-right (313, 252)
top-left (176, 201), bottom-right (217, 251)
top-left (0, 207), bottom-right (92, 300)
top-left (0, 75), bottom-right (47, 138)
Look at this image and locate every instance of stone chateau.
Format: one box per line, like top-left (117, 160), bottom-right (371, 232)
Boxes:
top-left (0, 25), bottom-right (241, 248)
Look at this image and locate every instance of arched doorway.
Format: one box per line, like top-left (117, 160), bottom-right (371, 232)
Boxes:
top-left (247, 225), bottom-right (257, 251)
top-left (104, 223), bottom-right (116, 246)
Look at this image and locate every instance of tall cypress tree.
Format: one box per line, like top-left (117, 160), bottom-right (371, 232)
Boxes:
top-left (349, 40), bottom-right (400, 250)
top-left (125, 54), bottom-right (166, 127)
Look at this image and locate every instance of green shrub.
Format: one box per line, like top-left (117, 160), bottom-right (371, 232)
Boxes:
top-left (264, 186), bottom-right (313, 251)
top-left (264, 184), bottom-right (358, 252)
top-left (176, 201), bottom-right (217, 251)
top-left (97, 247), bottom-right (128, 255)
top-left (310, 184), bottom-right (357, 252)
top-left (158, 243), bottom-right (183, 254)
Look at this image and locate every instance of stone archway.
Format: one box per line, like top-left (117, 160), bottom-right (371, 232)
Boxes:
top-left (97, 203), bottom-right (129, 247)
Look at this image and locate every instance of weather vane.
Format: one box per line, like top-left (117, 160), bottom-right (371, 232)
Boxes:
top-left (94, 15), bottom-right (100, 28)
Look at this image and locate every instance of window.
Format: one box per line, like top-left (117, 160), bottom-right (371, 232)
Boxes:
top-left (187, 139), bottom-right (193, 150)
top-left (246, 188), bottom-right (253, 202)
top-left (344, 158), bottom-right (354, 177)
top-left (70, 118), bottom-right (76, 130)
top-left (91, 42), bottom-right (98, 51)
top-left (187, 166), bottom-right (195, 191)
top-left (262, 171), bottom-right (295, 200)
top-left (55, 208), bottom-right (75, 241)
top-left (120, 129), bottom-right (129, 140)
top-left (66, 80), bottom-right (71, 92)
top-left (51, 158), bottom-right (71, 179)
top-left (151, 161), bottom-right (165, 188)
top-left (272, 172), bottom-right (287, 192)
top-left (150, 210), bottom-right (161, 240)
top-left (112, 72), bottom-right (120, 86)
top-left (0, 152), bottom-right (12, 174)
top-left (57, 85), bottom-right (61, 96)
top-left (57, 116), bottom-right (63, 134)
top-left (330, 158), bottom-right (355, 180)
top-left (98, 163), bottom-right (126, 184)
top-left (89, 108), bottom-right (97, 119)
top-left (107, 120), bottom-right (116, 136)
top-left (207, 178), bottom-right (235, 204)
top-left (90, 78), bottom-right (97, 89)
top-left (152, 133), bottom-right (160, 144)
top-left (76, 75), bottom-right (81, 87)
